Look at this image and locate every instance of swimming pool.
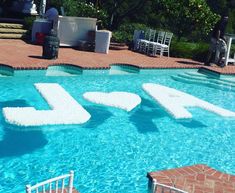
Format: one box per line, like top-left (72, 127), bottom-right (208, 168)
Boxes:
top-left (0, 68), bottom-right (235, 193)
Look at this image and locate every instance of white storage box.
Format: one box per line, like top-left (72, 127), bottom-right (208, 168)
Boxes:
top-left (95, 30), bottom-right (112, 54)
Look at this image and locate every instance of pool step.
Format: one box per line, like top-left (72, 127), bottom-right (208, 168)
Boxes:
top-left (0, 33), bottom-right (28, 39)
top-left (0, 23), bottom-right (24, 29)
top-left (172, 72), bottom-right (235, 92)
top-left (182, 72), bottom-right (235, 85)
top-left (0, 19), bottom-right (29, 40)
top-left (0, 28), bottom-right (28, 34)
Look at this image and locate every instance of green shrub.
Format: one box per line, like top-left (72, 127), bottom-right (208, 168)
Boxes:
top-left (24, 16), bottom-right (36, 32)
top-left (112, 23), bottom-right (209, 60)
top-left (63, 1), bottom-right (108, 27)
top-left (171, 40), bottom-right (209, 61)
top-left (112, 23), bottom-right (149, 43)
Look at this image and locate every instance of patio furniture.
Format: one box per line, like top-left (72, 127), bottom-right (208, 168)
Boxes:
top-left (224, 34), bottom-right (235, 66)
top-left (133, 30), bottom-right (145, 51)
top-left (147, 31), bottom-right (165, 56)
top-left (25, 171), bottom-right (74, 193)
top-left (155, 32), bottom-right (173, 57)
top-left (57, 16), bottom-right (97, 47)
top-left (150, 179), bottom-right (188, 193)
top-left (95, 30), bottom-right (112, 54)
top-left (139, 29), bottom-right (156, 53)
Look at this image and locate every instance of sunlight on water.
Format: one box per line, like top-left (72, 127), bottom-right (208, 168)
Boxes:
top-left (0, 69), bottom-right (234, 193)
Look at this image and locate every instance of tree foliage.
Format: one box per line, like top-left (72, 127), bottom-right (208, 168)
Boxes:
top-left (157, 0), bottom-right (220, 40)
top-left (206, 0), bottom-right (228, 15)
top-left (47, 0), bottom-right (108, 27)
top-left (98, 0), bottom-right (147, 30)
top-left (1, 0), bottom-right (234, 41)
top-left (96, 0), bottom-right (221, 40)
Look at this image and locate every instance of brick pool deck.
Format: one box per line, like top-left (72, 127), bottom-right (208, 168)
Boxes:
top-left (148, 164), bottom-right (235, 193)
top-left (1, 39), bottom-right (235, 193)
top-left (1, 39), bottom-right (235, 75)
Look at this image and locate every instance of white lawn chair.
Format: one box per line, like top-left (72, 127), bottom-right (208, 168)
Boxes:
top-left (155, 32), bottom-right (173, 57)
top-left (147, 31), bottom-right (165, 56)
top-left (139, 29), bottom-right (156, 53)
top-left (26, 171), bottom-right (74, 193)
top-left (133, 30), bottom-right (145, 51)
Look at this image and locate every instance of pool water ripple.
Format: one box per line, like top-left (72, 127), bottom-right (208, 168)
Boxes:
top-left (0, 69), bottom-right (235, 193)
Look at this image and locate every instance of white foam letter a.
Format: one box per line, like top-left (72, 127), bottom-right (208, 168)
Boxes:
top-left (143, 83), bottom-right (235, 119)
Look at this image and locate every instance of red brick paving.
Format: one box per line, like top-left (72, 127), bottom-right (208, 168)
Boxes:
top-left (147, 164), bottom-right (235, 193)
top-left (1, 39), bottom-right (235, 75)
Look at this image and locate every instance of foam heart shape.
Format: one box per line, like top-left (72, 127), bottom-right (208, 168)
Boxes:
top-left (83, 91), bottom-right (141, 112)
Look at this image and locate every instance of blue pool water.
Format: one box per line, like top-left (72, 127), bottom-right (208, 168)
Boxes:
top-left (0, 68), bottom-right (235, 193)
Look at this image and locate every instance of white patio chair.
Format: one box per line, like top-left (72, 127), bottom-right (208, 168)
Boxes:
top-left (133, 30), bottom-right (145, 51)
top-left (150, 179), bottom-right (188, 193)
top-left (147, 31), bottom-right (165, 56)
top-left (139, 29), bottom-right (156, 53)
top-left (155, 32), bottom-right (173, 57)
top-left (26, 171), bottom-right (74, 193)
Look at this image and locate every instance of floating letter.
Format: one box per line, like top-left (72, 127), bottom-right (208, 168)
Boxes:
top-left (3, 83), bottom-right (91, 126)
top-left (83, 91), bottom-right (141, 112)
top-left (143, 83), bottom-right (235, 119)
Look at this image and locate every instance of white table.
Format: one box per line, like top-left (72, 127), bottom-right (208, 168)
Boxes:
top-left (224, 34), bottom-right (235, 66)
top-left (58, 16), bottom-right (97, 47)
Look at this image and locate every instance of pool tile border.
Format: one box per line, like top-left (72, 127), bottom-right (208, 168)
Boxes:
top-left (2, 62), bottom-right (235, 77)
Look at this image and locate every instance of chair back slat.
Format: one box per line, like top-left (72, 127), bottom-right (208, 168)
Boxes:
top-left (163, 32), bottom-right (173, 46)
top-left (151, 179), bottom-right (188, 193)
top-left (139, 28), bottom-right (156, 53)
top-left (56, 180), bottom-right (59, 193)
top-left (156, 31), bottom-right (165, 44)
top-left (68, 170), bottom-right (74, 193)
top-left (61, 179), bottom-right (65, 192)
top-left (148, 29), bottom-right (156, 41)
top-left (49, 183), bottom-right (52, 193)
top-left (43, 185), bottom-right (46, 193)
top-left (144, 29), bottom-right (156, 41)
top-left (26, 171), bottom-right (74, 193)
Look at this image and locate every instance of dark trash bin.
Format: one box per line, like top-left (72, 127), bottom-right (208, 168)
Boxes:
top-left (42, 30), bottom-right (60, 59)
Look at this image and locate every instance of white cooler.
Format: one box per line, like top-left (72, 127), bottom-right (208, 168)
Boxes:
top-left (95, 30), bottom-right (112, 54)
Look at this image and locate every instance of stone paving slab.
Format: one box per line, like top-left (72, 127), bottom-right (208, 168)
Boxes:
top-left (147, 164), bottom-right (235, 193)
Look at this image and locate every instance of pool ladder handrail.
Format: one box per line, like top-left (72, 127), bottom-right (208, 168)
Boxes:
top-left (25, 170), bottom-right (74, 193)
